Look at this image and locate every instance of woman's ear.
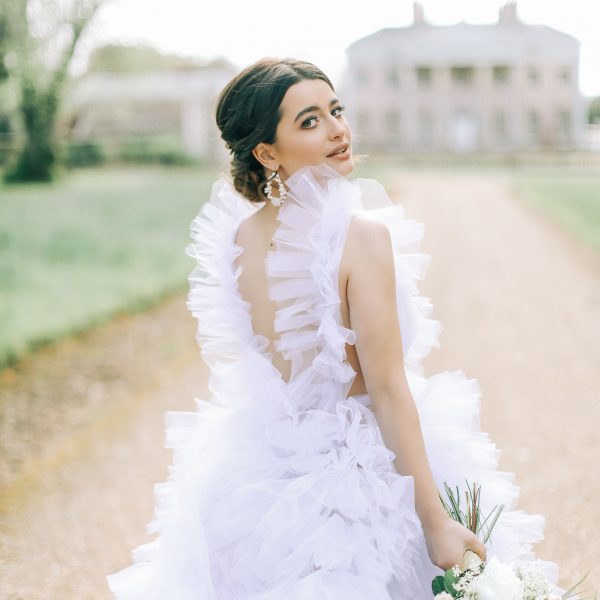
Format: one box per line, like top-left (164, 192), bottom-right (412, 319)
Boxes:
top-left (252, 143), bottom-right (278, 171)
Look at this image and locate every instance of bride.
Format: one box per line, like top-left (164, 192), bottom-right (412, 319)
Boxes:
top-left (106, 57), bottom-right (560, 599)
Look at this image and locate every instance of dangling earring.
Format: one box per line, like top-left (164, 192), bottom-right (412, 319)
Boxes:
top-left (263, 168), bottom-right (288, 207)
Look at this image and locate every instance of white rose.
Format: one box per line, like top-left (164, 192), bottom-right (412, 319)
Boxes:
top-left (474, 556), bottom-right (524, 600)
top-left (434, 593), bottom-right (454, 600)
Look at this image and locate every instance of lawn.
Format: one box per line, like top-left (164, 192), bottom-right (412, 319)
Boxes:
top-left (509, 168), bottom-right (600, 252)
top-left (0, 165), bottom-right (220, 368)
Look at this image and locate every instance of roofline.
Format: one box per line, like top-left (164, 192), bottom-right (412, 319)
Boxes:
top-left (346, 21), bottom-right (580, 52)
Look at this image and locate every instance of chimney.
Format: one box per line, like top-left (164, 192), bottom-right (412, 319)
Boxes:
top-left (413, 2), bottom-right (426, 26)
top-left (498, 1), bottom-right (519, 25)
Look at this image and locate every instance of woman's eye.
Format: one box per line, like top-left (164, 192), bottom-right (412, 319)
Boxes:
top-left (301, 116), bottom-right (318, 128)
top-left (301, 105), bottom-right (346, 129)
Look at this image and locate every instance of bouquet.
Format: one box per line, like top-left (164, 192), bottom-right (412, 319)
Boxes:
top-left (431, 480), bottom-right (597, 600)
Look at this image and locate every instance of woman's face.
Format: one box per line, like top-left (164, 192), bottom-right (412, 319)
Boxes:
top-left (253, 78), bottom-right (354, 182)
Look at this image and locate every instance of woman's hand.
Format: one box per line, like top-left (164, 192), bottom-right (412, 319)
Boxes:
top-left (422, 514), bottom-right (487, 572)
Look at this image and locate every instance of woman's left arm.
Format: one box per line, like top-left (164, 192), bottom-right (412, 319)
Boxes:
top-left (345, 216), bottom-right (445, 527)
top-left (344, 216), bottom-right (486, 568)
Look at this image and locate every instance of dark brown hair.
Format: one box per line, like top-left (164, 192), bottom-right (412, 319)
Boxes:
top-left (215, 57), bottom-right (335, 203)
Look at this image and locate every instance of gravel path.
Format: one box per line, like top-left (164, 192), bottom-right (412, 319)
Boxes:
top-left (0, 169), bottom-right (598, 598)
top-left (395, 169), bottom-right (600, 591)
top-left (0, 295), bottom-right (210, 599)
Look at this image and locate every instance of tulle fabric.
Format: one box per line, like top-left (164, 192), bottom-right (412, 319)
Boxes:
top-left (106, 163), bottom-right (563, 599)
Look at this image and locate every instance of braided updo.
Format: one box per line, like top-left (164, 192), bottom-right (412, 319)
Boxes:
top-left (215, 57), bottom-right (335, 203)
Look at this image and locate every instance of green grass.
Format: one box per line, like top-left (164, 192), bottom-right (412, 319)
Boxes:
top-left (0, 165), bottom-right (220, 368)
top-left (510, 168), bottom-right (600, 252)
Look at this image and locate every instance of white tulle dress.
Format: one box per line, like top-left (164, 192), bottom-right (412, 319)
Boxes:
top-left (106, 163), bottom-right (562, 599)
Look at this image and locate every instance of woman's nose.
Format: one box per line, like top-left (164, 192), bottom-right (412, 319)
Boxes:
top-left (328, 115), bottom-right (346, 138)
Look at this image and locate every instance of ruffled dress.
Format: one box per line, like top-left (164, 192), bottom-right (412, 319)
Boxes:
top-left (106, 163), bottom-right (563, 599)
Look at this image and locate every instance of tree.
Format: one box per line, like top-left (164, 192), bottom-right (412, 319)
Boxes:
top-left (0, 7), bottom-right (10, 83)
top-left (2, 0), bottom-right (104, 183)
top-left (0, 6), bottom-right (12, 138)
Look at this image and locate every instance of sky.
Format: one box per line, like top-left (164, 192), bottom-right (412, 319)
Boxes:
top-left (82, 0), bottom-right (600, 97)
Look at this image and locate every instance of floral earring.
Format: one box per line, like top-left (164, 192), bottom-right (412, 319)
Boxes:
top-left (263, 168), bottom-right (288, 207)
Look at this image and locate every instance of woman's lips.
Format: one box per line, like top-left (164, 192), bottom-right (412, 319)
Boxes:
top-left (326, 146), bottom-right (351, 160)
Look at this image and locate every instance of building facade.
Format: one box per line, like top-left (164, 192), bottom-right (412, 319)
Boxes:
top-left (64, 58), bottom-right (237, 161)
top-left (341, 2), bottom-right (585, 153)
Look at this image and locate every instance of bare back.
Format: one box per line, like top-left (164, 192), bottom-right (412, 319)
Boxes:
top-left (234, 203), bottom-right (367, 397)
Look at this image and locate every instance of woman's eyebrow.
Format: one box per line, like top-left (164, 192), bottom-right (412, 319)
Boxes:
top-left (293, 98), bottom-right (340, 123)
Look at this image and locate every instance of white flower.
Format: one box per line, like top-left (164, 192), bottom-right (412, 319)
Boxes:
top-left (514, 562), bottom-right (551, 599)
top-left (434, 593), bottom-right (454, 600)
top-left (474, 556), bottom-right (525, 600)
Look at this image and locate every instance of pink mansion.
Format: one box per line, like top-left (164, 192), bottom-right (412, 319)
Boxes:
top-left (341, 2), bottom-right (585, 153)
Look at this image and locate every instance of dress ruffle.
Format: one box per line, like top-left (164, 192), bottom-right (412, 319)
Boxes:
top-left (107, 163), bottom-right (562, 599)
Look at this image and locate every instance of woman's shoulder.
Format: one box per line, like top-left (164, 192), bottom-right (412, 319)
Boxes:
top-left (340, 213), bottom-right (395, 295)
top-left (345, 213), bottom-right (393, 261)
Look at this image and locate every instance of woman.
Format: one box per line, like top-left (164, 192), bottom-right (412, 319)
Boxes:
top-left (106, 58), bottom-right (560, 599)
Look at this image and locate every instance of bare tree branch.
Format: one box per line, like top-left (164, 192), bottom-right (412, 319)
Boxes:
top-left (48, 0), bottom-right (103, 99)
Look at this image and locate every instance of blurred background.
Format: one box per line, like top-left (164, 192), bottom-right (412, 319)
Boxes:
top-left (0, 0), bottom-right (598, 597)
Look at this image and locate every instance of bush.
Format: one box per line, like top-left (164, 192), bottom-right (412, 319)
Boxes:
top-left (64, 140), bottom-right (106, 168)
top-left (118, 138), bottom-right (197, 166)
top-left (589, 97), bottom-right (600, 125)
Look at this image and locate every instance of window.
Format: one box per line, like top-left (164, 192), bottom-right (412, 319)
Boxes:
top-left (419, 109), bottom-right (434, 145)
top-left (527, 66), bottom-right (539, 85)
top-left (384, 110), bottom-right (401, 135)
top-left (416, 66), bottom-right (432, 87)
top-left (451, 66), bottom-right (474, 86)
top-left (557, 109), bottom-right (571, 142)
top-left (527, 110), bottom-right (540, 142)
top-left (493, 110), bottom-right (508, 143)
top-left (386, 66), bottom-right (400, 89)
top-left (558, 66), bottom-right (571, 84)
top-left (492, 65), bottom-right (510, 85)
